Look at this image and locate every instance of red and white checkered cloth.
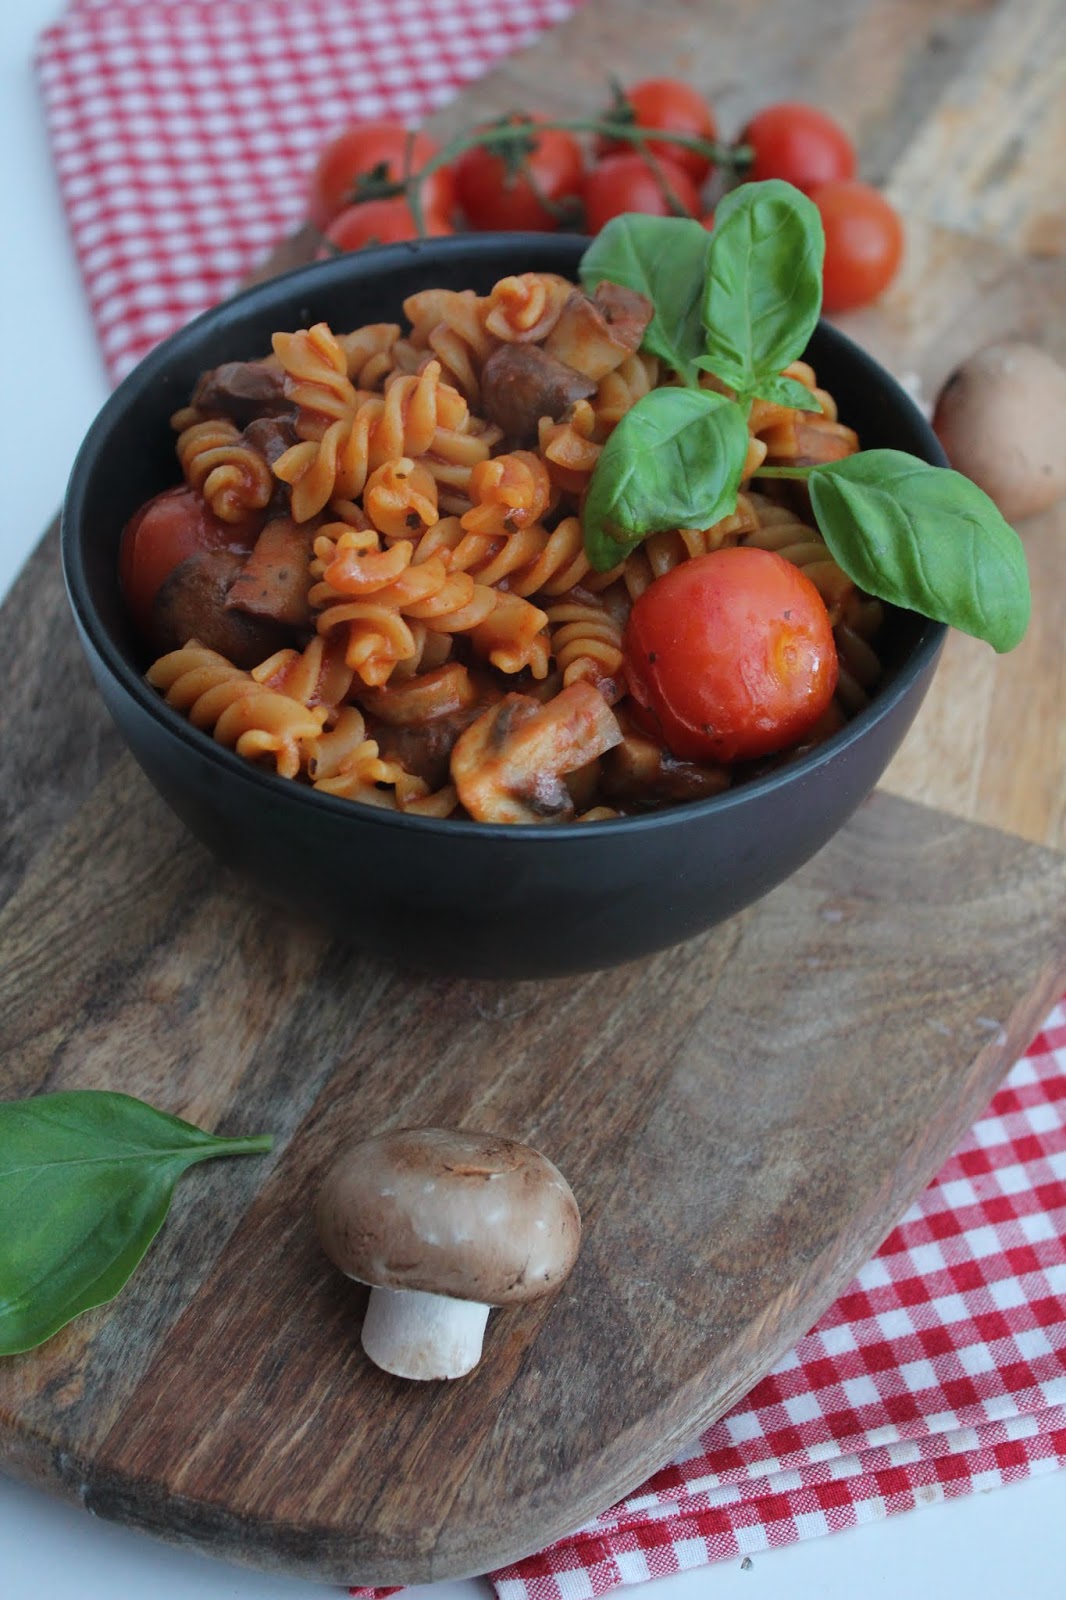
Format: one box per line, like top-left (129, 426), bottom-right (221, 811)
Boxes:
top-left (482, 999), bottom-right (1066, 1598)
top-left (37, 0), bottom-right (582, 385)
top-left (34, 3), bottom-right (1066, 1591)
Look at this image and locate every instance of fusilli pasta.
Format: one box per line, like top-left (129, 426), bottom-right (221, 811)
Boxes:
top-left (131, 263), bottom-right (887, 825)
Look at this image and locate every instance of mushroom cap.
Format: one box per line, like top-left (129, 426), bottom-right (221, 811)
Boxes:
top-left (315, 1127), bottom-right (581, 1305)
top-left (932, 341), bottom-right (1066, 521)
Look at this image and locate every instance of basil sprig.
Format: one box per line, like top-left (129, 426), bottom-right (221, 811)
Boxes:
top-left (580, 213), bottom-right (712, 385)
top-left (699, 179), bottom-right (825, 403)
top-left (578, 183), bottom-right (1031, 651)
top-left (584, 389), bottom-right (749, 570)
top-left (808, 451), bottom-right (1030, 653)
top-left (0, 1091), bottom-right (272, 1354)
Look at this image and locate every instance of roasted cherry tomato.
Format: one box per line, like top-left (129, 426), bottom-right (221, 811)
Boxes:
top-left (582, 153), bottom-right (702, 232)
top-left (308, 121), bottom-right (454, 232)
top-left (740, 102), bottom-right (856, 193)
top-left (324, 198), bottom-right (453, 251)
top-left (120, 486), bottom-right (254, 636)
top-left (597, 78), bottom-right (718, 183)
top-left (811, 179), bottom-right (904, 312)
top-left (453, 117), bottom-right (584, 232)
top-left (622, 546), bottom-right (839, 764)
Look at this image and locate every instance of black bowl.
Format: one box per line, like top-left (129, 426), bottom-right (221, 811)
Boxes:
top-left (62, 234), bottom-right (945, 979)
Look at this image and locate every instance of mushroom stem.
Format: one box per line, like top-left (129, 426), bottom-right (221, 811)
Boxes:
top-left (361, 1285), bottom-right (491, 1380)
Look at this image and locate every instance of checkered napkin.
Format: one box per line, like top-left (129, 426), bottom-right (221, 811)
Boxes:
top-left (34, 3), bottom-right (1066, 1591)
top-left (37, 0), bottom-right (582, 386)
top-left (482, 1001), bottom-right (1066, 1597)
top-left (382, 1000), bottom-right (1065, 1599)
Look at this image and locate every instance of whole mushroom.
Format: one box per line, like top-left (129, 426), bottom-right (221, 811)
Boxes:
top-left (932, 341), bottom-right (1066, 521)
top-left (315, 1127), bottom-right (582, 1380)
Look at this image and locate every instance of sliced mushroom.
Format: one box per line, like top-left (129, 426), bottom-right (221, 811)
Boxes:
top-left (542, 283), bottom-right (654, 380)
top-left (479, 344), bottom-right (597, 445)
top-left (242, 414), bottom-right (300, 466)
top-left (149, 550), bottom-right (290, 667)
top-left (315, 1127), bottom-right (582, 1380)
top-left (602, 725), bottom-right (732, 807)
top-left (191, 360), bottom-right (291, 424)
top-left (225, 516), bottom-right (315, 629)
top-left (450, 682), bottom-right (623, 824)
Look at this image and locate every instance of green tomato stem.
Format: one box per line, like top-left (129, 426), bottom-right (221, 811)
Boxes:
top-left (343, 116), bottom-right (752, 234)
top-left (420, 118), bottom-right (748, 184)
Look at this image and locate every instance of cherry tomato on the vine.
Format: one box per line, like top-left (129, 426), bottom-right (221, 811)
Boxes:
top-left (119, 486), bottom-right (253, 636)
top-left (453, 117), bottom-right (584, 232)
top-left (597, 78), bottom-right (718, 183)
top-left (622, 547), bottom-right (839, 765)
top-left (324, 198), bottom-right (453, 252)
top-left (740, 102), bottom-right (856, 193)
top-left (308, 121), bottom-right (454, 232)
top-left (582, 153), bottom-right (701, 233)
top-left (811, 179), bottom-right (904, 312)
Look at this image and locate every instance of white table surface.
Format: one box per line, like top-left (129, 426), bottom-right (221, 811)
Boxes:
top-left (1, 3), bottom-right (1064, 1597)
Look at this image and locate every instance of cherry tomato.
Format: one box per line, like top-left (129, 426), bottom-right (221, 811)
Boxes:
top-left (324, 198), bottom-right (453, 252)
top-left (622, 547), bottom-right (839, 764)
top-left (120, 486), bottom-right (253, 635)
top-left (811, 179), bottom-right (904, 312)
top-left (740, 102), bottom-right (856, 193)
top-left (597, 78), bottom-right (717, 183)
top-left (308, 121), bottom-right (454, 232)
top-left (582, 153), bottom-right (701, 233)
top-left (453, 117), bottom-right (584, 232)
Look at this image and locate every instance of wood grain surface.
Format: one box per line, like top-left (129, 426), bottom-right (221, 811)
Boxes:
top-left (2, 0), bottom-right (1065, 1585)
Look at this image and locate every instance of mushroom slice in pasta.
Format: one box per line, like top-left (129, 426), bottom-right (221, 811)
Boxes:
top-left (450, 682), bottom-right (623, 825)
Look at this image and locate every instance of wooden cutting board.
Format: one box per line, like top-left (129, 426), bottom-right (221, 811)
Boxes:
top-left (2, 0), bottom-right (1064, 1586)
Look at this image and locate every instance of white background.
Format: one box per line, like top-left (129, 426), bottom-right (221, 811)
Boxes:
top-left (1, 3), bottom-right (1064, 1597)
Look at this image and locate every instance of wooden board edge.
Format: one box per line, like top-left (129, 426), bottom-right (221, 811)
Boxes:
top-left (25, 951), bottom-right (1061, 1588)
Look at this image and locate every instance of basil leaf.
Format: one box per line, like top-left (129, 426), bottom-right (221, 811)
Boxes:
top-left (808, 450), bottom-right (1031, 652)
top-left (702, 180), bottom-right (824, 397)
top-left (752, 374), bottom-right (824, 413)
top-left (579, 213), bottom-right (713, 383)
top-left (583, 388), bottom-right (750, 571)
top-left (0, 1091), bottom-right (272, 1354)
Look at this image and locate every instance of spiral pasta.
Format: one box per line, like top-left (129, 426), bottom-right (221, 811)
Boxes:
top-left (272, 360), bottom-right (469, 522)
top-left (174, 419), bottom-right (274, 524)
top-left (272, 323), bottom-right (359, 439)
top-left (395, 289), bottom-right (497, 407)
top-left (538, 402), bottom-right (602, 496)
top-left (482, 273), bottom-right (572, 343)
top-left (546, 598), bottom-right (625, 704)
top-left (147, 643), bottom-right (327, 778)
top-left (137, 266), bottom-right (889, 825)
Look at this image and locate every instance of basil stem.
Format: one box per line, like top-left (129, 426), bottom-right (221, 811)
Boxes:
top-left (0, 1091), bottom-right (273, 1355)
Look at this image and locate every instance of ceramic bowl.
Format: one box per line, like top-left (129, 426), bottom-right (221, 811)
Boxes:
top-left (62, 234), bottom-right (945, 978)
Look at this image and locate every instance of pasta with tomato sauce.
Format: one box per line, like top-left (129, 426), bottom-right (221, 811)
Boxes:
top-left (122, 269), bottom-right (880, 824)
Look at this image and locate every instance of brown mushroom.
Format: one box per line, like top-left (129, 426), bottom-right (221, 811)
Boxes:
top-left (542, 283), bottom-right (654, 380)
top-left (191, 360), bottom-right (291, 424)
top-left (479, 343), bottom-right (597, 444)
top-left (315, 1128), bottom-right (582, 1380)
top-left (932, 341), bottom-right (1066, 521)
top-left (148, 550), bottom-right (290, 667)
